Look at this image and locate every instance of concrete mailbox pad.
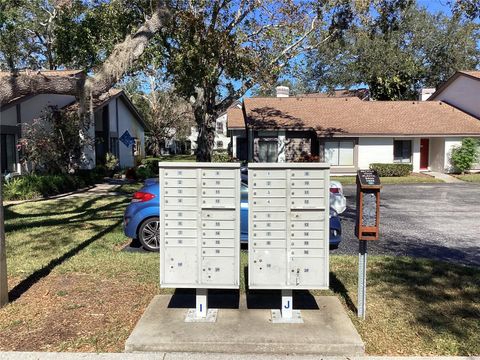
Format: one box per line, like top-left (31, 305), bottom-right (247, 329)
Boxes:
top-left (125, 294), bottom-right (365, 355)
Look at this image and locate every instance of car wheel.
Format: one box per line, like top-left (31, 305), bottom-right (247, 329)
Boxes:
top-left (138, 217), bottom-right (160, 252)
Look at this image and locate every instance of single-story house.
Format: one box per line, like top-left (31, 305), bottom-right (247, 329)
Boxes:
top-left (227, 86), bottom-right (480, 174)
top-left (227, 102), bottom-right (248, 160)
top-left (1, 70), bottom-right (146, 174)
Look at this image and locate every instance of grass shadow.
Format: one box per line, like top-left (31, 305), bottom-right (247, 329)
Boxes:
top-left (8, 219), bottom-right (123, 302)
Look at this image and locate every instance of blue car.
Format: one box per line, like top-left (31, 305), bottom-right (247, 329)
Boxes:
top-left (124, 173), bottom-right (345, 251)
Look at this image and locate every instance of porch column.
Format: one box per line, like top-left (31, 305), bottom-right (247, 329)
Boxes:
top-left (277, 130), bottom-right (286, 163)
top-left (412, 138), bottom-right (421, 172)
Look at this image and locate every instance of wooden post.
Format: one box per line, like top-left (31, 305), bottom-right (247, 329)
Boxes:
top-left (0, 174), bottom-right (9, 307)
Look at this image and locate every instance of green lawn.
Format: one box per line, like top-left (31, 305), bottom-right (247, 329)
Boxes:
top-left (455, 173), bottom-right (480, 183)
top-left (332, 174), bottom-right (443, 186)
top-left (0, 186), bottom-right (479, 354)
top-left (145, 154), bottom-right (196, 163)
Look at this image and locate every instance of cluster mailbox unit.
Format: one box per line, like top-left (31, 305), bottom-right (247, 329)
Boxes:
top-left (159, 163), bottom-right (241, 322)
top-left (248, 163), bottom-right (330, 322)
top-left (158, 162), bottom-right (330, 323)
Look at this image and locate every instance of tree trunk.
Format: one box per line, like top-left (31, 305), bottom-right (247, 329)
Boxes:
top-left (195, 111), bottom-right (216, 162)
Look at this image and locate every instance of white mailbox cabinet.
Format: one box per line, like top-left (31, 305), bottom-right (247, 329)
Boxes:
top-left (159, 162), bottom-right (241, 289)
top-left (248, 163), bottom-right (330, 290)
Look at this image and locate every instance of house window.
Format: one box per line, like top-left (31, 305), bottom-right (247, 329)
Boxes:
top-left (1, 134), bottom-right (17, 174)
top-left (324, 140), bottom-right (354, 166)
top-left (394, 140), bottom-right (412, 163)
top-left (216, 121), bottom-right (224, 133)
top-left (216, 141), bottom-right (224, 148)
top-left (258, 139), bottom-right (278, 162)
top-left (110, 137), bottom-right (119, 157)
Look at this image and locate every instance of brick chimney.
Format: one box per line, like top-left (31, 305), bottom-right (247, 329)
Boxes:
top-left (276, 86), bottom-right (290, 98)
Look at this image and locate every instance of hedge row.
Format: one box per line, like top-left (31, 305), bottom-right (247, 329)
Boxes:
top-left (369, 163), bottom-right (413, 177)
top-left (3, 171), bottom-right (101, 201)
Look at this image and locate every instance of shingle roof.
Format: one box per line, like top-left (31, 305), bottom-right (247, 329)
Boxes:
top-left (459, 70), bottom-right (480, 79)
top-left (227, 106), bottom-right (245, 129)
top-left (244, 97), bottom-right (480, 136)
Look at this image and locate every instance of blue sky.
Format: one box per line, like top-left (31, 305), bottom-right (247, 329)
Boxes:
top-left (418, 0), bottom-right (452, 15)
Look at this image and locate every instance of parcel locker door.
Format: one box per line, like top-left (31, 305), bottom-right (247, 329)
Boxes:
top-left (201, 257), bottom-right (236, 285)
top-left (288, 257), bottom-right (327, 288)
top-left (251, 249), bottom-right (286, 287)
top-left (163, 247), bottom-right (198, 285)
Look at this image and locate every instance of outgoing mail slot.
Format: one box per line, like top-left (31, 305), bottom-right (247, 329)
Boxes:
top-left (253, 221), bottom-right (286, 230)
top-left (252, 197), bottom-right (286, 207)
top-left (164, 169), bottom-right (197, 178)
top-left (290, 248), bottom-right (324, 257)
top-left (202, 178), bottom-right (235, 188)
top-left (202, 238), bottom-right (235, 248)
top-left (202, 197), bottom-right (235, 208)
top-left (202, 220), bottom-right (235, 229)
top-left (164, 210), bottom-right (198, 220)
top-left (164, 178), bottom-right (197, 187)
top-left (290, 230), bottom-right (324, 239)
top-left (202, 229), bottom-right (235, 238)
top-left (164, 187), bottom-right (197, 197)
top-left (290, 220), bottom-right (324, 230)
top-left (252, 170), bottom-right (286, 179)
top-left (252, 239), bottom-right (286, 248)
top-left (164, 238), bottom-right (197, 246)
top-left (290, 211), bottom-right (325, 221)
top-left (202, 247), bottom-right (235, 257)
top-left (253, 230), bottom-right (284, 239)
top-left (290, 179), bottom-right (325, 188)
top-left (290, 198), bottom-right (324, 209)
top-left (290, 240), bottom-right (325, 248)
top-left (202, 169), bottom-right (236, 179)
top-left (202, 210), bottom-right (236, 220)
top-left (165, 229), bottom-right (197, 238)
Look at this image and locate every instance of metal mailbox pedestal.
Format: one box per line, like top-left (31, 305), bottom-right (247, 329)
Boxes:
top-left (159, 162), bottom-right (241, 322)
top-left (248, 163), bottom-right (330, 323)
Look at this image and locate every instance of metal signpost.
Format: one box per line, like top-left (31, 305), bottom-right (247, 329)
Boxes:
top-left (248, 163), bottom-right (330, 323)
top-left (355, 169), bottom-right (381, 319)
top-left (158, 162), bottom-right (241, 322)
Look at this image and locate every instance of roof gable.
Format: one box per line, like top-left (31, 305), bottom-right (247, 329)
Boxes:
top-left (429, 70), bottom-right (480, 100)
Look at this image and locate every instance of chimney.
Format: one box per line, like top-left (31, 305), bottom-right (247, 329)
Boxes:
top-left (418, 87), bottom-right (436, 101)
top-left (276, 86), bottom-right (290, 98)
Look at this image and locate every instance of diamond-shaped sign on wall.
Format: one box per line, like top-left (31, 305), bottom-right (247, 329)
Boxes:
top-left (119, 130), bottom-right (135, 148)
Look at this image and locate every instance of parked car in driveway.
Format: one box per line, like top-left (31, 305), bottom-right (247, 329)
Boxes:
top-left (123, 170), bottom-right (346, 251)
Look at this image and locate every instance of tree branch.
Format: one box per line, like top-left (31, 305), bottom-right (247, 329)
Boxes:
top-left (0, 1), bottom-right (170, 105)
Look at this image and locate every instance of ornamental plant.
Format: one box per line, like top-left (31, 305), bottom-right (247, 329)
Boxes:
top-left (450, 138), bottom-right (479, 174)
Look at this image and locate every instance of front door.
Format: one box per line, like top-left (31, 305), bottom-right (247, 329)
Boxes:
top-left (420, 138), bottom-right (429, 170)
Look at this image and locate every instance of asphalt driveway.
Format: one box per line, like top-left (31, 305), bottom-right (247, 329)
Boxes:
top-left (333, 182), bottom-right (480, 266)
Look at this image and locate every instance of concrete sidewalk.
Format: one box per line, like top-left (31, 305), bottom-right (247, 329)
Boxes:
top-left (0, 353), bottom-right (478, 360)
top-left (426, 171), bottom-right (464, 183)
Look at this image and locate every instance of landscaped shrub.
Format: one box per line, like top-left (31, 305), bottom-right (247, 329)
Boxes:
top-left (141, 158), bottom-right (159, 176)
top-left (369, 163), bottom-right (412, 177)
top-left (2, 172), bottom-right (100, 201)
top-left (136, 165), bottom-right (155, 180)
top-left (450, 138), bottom-right (479, 174)
top-left (212, 151), bottom-right (233, 162)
